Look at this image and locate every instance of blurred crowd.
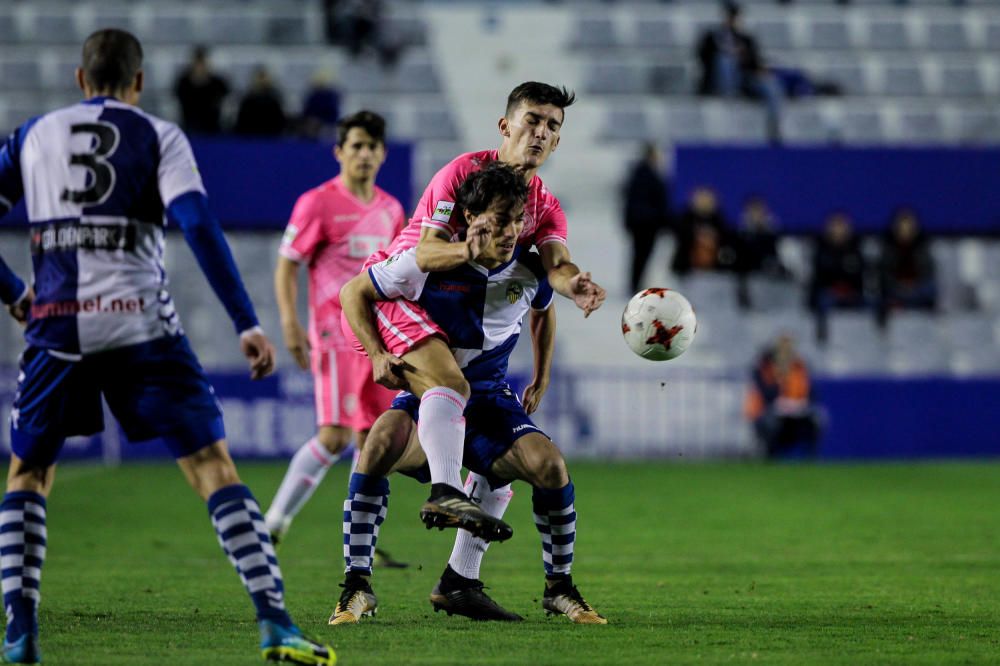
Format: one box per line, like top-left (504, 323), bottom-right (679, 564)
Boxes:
top-left (622, 143), bottom-right (939, 344)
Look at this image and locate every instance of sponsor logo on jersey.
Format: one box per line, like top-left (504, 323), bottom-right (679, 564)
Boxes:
top-left (31, 295), bottom-right (146, 318)
top-left (512, 423), bottom-right (538, 435)
top-left (439, 281), bottom-right (471, 293)
top-left (30, 222), bottom-right (136, 254)
top-left (506, 282), bottom-right (524, 304)
top-left (431, 200), bottom-right (454, 224)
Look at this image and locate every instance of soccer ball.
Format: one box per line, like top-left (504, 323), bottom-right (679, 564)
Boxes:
top-left (621, 288), bottom-right (697, 361)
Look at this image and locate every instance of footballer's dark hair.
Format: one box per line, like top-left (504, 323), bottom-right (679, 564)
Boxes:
top-left (81, 29), bottom-right (143, 93)
top-left (456, 162), bottom-right (529, 218)
top-left (505, 82), bottom-right (576, 118)
top-left (336, 110), bottom-right (387, 147)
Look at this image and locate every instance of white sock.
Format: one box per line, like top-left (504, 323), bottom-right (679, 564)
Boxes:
top-left (265, 436), bottom-right (337, 534)
top-left (417, 387), bottom-right (467, 492)
top-left (447, 473), bottom-right (513, 580)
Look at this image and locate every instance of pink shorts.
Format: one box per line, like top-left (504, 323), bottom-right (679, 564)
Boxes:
top-left (340, 300), bottom-right (448, 358)
top-left (311, 346), bottom-right (397, 430)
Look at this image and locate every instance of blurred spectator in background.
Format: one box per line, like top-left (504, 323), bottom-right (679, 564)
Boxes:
top-left (234, 66), bottom-right (287, 137)
top-left (878, 207), bottom-right (937, 326)
top-left (735, 195), bottom-right (790, 309)
top-left (671, 186), bottom-right (736, 277)
top-left (323, 0), bottom-right (400, 65)
top-left (173, 46), bottom-right (230, 135)
top-left (696, 1), bottom-right (784, 142)
top-left (745, 334), bottom-right (824, 459)
top-left (298, 70), bottom-right (341, 140)
top-left (622, 143), bottom-right (671, 294)
top-left (808, 211), bottom-right (868, 344)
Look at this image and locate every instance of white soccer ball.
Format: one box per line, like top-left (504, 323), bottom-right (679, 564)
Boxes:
top-left (621, 288), bottom-right (697, 361)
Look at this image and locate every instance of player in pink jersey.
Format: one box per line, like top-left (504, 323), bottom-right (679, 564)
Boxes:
top-left (342, 83), bottom-right (606, 552)
top-left (264, 112), bottom-right (407, 567)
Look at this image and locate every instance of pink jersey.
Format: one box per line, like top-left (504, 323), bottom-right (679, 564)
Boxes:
top-left (281, 176), bottom-right (405, 351)
top-left (364, 150), bottom-right (568, 268)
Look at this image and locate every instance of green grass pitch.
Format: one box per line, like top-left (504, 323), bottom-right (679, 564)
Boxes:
top-left (34, 460), bottom-right (1000, 664)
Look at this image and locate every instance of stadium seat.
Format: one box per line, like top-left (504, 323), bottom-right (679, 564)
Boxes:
top-left (634, 17), bottom-right (683, 51)
top-left (864, 18), bottom-right (912, 51)
top-left (748, 20), bottom-right (797, 51)
top-left (585, 60), bottom-right (648, 95)
top-left (413, 107), bottom-right (458, 141)
top-left (808, 19), bottom-right (852, 50)
top-left (937, 62), bottom-right (986, 97)
top-left (923, 20), bottom-right (971, 51)
top-left (782, 105), bottom-right (833, 143)
top-left (881, 63), bottom-right (928, 97)
top-left (897, 109), bottom-right (946, 143)
top-left (568, 16), bottom-right (620, 51)
top-left (837, 108), bottom-right (886, 143)
top-left (709, 103), bottom-right (769, 142)
top-left (952, 107), bottom-right (1000, 142)
top-left (30, 10), bottom-right (80, 45)
top-left (144, 11), bottom-right (201, 45)
top-left (203, 12), bottom-right (267, 46)
top-left (820, 61), bottom-right (867, 96)
top-left (663, 103), bottom-right (709, 142)
top-left (599, 105), bottom-right (651, 142)
top-left (0, 58), bottom-right (44, 92)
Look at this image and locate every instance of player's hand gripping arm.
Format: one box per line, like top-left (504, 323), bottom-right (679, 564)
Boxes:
top-left (339, 273), bottom-right (408, 390)
top-left (274, 256), bottom-right (310, 370)
top-left (541, 242), bottom-right (606, 317)
top-left (0, 254), bottom-right (30, 325)
top-left (414, 223), bottom-right (492, 272)
top-left (166, 191), bottom-right (275, 380)
top-left (522, 305), bottom-right (556, 415)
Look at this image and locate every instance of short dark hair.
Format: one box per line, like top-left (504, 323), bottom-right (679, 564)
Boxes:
top-left (336, 110), bottom-right (386, 147)
top-left (457, 162), bottom-right (529, 218)
top-left (505, 82), bottom-right (576, 118)
top-left (81, 29), bottom-right (143, 93)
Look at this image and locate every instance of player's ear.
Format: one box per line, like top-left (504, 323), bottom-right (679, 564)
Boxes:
top-left (552, 133), bottom-right (560, 152)
top-left (134, 70), bottom-right (144, 94)
top-left (75, 68), bottom-right (86, 94)
top-left (498, 116), bottom-right (510, 138)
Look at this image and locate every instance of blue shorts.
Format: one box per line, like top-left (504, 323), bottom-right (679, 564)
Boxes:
top-left (391, 383), bottom-right (548, 489)
top-left (10, 335), bottom-right (225, 467)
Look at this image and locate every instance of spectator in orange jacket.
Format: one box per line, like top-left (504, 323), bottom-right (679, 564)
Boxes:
top-left (744, 334), bottom-right (824, 458)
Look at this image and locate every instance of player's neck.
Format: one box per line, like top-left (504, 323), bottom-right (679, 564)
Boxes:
top-left (497, 147), bottom-right (539, 184)
top-left (342, 177), bottom-right (375, 203)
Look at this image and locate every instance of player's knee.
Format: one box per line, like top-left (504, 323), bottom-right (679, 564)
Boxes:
top-left (316, 427), bottom-right (352, 455)
top-left (437, 374), bottom-right (470, 400)
top-left (356, 430), bottom-right (391, 475)
top-left (532, 451), bottom-right (569, 489)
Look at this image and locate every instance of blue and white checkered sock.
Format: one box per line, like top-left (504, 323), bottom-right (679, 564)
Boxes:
top-left (532, 482), bottom-right (576, 577)
top-left (343, 473), bottom-right (389, 575)
top-left (0, 491), bottom-right (46, 643)
top-left (207, 484), bottom-right (292, 627)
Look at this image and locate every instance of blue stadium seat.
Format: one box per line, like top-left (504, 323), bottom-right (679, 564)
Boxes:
top-left (808, 19), bottom-right (851, 50)
top-left (882, 63), bottom-right (927, 96)
top-left (897, 110), bottom-right (946, 143)
top-left (31, 11), bottom-right (80, 45)
top-left (864, 19), bottom-right (911, 51)
top-left (924, 20), bottom-right (971, 51)
top-left (144, 10), bottom-right (200, 45)
top-left (599, 106), bottom-right (651, 142)
top-left (663, 104), bottom-right (708, 142)
top-left (748, 20), bottom-right (797, 51)
top-left (938, 62), bottom-right (985, 97)
top-left (783, 105), bottom-right (832, 143)
top-left (838, 108), bottom-right (885, 143)
top-left (635, 18), bottom-right (683, 51)
top-left (0, 58), bottom-right (44, 91)
top-left (203, 12), bottom-right (267, 46)
top-left (585, 60), bottom-right (647, 95)
top-left (569, 16), bottom-right (620, 51)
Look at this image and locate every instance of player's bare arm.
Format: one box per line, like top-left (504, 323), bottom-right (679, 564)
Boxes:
top-left (414, 224), bottom-right (492, 272)
top-left (274, 255), bottom-right (310, 370)
top-left (340, 273), bottom-right (408, 389)
top-left (6, 287), bottom-right (32, 325)
top-left (540, 242), bottom-right (606, 316)
top-left (523, 305), bottom-right (556, 415)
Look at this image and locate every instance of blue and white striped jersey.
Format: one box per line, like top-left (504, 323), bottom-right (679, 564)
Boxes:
top-left (0, 97), bottom-right (209, 355)
top-left (368, 247), bottom-right (554, 386)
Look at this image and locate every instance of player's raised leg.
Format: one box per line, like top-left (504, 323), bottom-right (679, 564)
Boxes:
top-left (429, 473), bottom-right (522, 621)
top-left (492, 433), bottom-right (607, 624)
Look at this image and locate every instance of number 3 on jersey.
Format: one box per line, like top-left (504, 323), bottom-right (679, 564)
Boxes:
top-left (61, 121), bottom-right (119, 205)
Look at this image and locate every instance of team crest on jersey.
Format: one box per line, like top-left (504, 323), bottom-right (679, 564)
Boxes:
top-left (382, 254), bottom-right (400, 267)
top-left (506, 283), bottom-right (524, 304)
top-left (432, 200), bottom-right (454, 223)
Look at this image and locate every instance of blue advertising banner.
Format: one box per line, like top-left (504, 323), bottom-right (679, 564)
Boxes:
top-left (674, 146), bottom-right (1000, 236)
top-left (0, 137), bottom-right (414, 230)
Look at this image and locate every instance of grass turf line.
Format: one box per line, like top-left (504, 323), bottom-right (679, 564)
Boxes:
top-left (32, 461), bottom-right (1000, 664)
